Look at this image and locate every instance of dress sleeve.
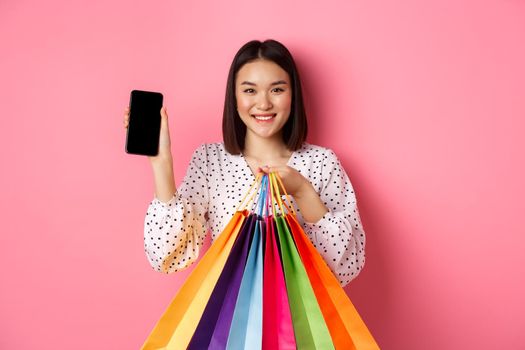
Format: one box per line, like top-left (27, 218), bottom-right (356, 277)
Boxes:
top-left (302, 148), bottom-right (366, 287)
top-left (143, 143), bottom-right (209, 274)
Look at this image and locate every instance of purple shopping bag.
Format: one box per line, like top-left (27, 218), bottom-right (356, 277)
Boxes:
top-left (186, 213), bottom-right (256, 349)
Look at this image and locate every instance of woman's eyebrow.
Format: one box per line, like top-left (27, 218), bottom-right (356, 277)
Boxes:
top-left (240, 80), bottom-right (288, 86)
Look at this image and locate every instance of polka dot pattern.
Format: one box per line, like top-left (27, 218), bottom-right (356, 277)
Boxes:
top-left (143, 142), bottom-right (366, 286)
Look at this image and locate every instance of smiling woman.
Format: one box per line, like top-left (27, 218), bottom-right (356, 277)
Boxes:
top-left (131, 39), bottom-right (367, 287)
top-left (222, 40), bottom-right (308, 156)
top-left (235, 60), bottom-right (292, 143)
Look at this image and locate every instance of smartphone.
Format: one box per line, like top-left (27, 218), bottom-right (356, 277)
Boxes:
top-left (125, 90), bottom-right (163, 156)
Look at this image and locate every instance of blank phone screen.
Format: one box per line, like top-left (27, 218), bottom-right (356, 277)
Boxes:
top-left (125, 90), bottom-right (163, 156)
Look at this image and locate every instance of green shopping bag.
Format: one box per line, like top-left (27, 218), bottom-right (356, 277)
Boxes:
top-left (270, 172), bottom-right (335, 350)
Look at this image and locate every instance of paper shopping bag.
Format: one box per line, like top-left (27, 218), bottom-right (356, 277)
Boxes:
top-left (270, 171), bottom-right (380, 350)
top-left (262, 215), bottom-right (296, 350)
top-left (226, 216), bottom-right (264, 349)
top-left (187, 213), bottom-right (256, 349)
top-left (275, 214), bottom-right (335, 350)
top-left (286, 213), bottom-right (380, 350)
top-left (141, 174), bottom-right (263, 350)
top-left (140, 210), bottom-right (248, 350)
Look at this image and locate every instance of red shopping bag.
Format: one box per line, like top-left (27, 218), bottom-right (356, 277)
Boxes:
top-left (262, 214), bottom-right (296, 349)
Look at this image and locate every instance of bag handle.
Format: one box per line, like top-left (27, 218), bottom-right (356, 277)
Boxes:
top-left (269, 172), bottom-right (296, 217)
top-left (236, 171), bottom-right (297, 217)
top-left (264, 175), bottom-right (272, 216)
top-left (236, 172), bottom-right (263, 212)
top-left (255, 174), bottom-right (268, 216)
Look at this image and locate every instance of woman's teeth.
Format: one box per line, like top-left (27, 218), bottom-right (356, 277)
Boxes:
top-left (253, 114), bottom-right (275, 120)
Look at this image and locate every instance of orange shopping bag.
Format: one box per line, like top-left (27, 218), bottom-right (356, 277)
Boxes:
top-left (141, 175), bottom-right (262, 350)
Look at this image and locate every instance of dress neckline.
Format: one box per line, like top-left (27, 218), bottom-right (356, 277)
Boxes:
top-left (239, 143), bottom-right (304, 179)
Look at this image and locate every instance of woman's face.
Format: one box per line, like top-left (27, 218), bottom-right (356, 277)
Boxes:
top-left (235, 59), bottom-right (292, 141)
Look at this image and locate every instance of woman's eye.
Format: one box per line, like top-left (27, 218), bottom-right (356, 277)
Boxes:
top-left (272, 88), bottom-right (285, 93)
top-left (243, 88), bottom-right (255, 93)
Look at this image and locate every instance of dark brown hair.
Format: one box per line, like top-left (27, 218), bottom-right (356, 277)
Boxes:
top-left (222, 39), bottom-right (308, 154)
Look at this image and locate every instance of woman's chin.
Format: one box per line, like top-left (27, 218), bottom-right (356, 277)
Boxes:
top-left (247, 128), bottom-right (280, 140)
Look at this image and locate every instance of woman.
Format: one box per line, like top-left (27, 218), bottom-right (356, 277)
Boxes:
top-left (123, 39), bottom-right (366, 287)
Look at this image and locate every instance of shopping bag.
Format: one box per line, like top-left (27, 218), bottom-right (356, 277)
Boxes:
top-left (225, 216), bottom-right (263, 349)
top-left (226, 177), bottom-right (267, 349)
top-left (286, 213), bottom-right (380, 350)
top-left (141, 174), bottom-right (262, 350)
top-left (272, 172), bottom-right (380, 350)
top-left (141, 210), bottom-right (247, 350)
top-left (275, 214), bottom-right (335, 350)
top-left (142, 171), bottom-right (380, 350)
top-left (262, 215), bottom-right (296, 350)
top-left (269, 173), bottom-right (335, 350)
top-left (187, 213), bottom-right (256, 349)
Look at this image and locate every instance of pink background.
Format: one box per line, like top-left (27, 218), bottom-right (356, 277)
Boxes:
top-left (1, 0), bottom-right (524, 349)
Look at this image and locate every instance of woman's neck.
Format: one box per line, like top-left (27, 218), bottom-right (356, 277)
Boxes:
top-left (243, 132), bottom-right (291, 160)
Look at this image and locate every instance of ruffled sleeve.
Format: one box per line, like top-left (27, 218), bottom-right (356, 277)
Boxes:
top-left (143, 143), bottom-right (209, 274)
top-left (302, 148), bottom-right (366, 287)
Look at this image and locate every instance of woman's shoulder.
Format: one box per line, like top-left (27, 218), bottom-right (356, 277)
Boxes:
top-left (191, 142), bottom-right (231, 160)
top-left (198, 142), bottom-right (227, 154)
top-left (298, 142), bottom-right (338, 160)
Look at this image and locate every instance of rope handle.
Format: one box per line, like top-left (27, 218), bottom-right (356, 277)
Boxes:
top-left (269, 172), bottom-right (296, 217)
top-left (236, 172), bottom-right (263, 212)
top-left (265, 173), bottom-right (272, 217)
top-left (256, 174), bottom-right (268, 216)
top-left (235, 171), bottom-right (297, 218)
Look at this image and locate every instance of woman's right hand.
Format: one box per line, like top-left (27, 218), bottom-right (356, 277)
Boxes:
top-left (123, 106), bottom-right (174, 165)
top-left (124, 106), bottom-right (176, 202)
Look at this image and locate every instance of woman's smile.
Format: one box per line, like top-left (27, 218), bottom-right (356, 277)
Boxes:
top-left (252, 113), bottom-right (277, 122)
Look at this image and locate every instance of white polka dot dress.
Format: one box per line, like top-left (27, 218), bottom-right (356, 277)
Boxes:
top-left (144, 142), bottom-right (366, 287)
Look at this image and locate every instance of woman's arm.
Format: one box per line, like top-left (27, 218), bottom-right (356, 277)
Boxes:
top-left (292, 182), bottom-right (329, 223)
top-left (301, 148), bottom-right (366, 286)
top-left (148, 106), bottom-right (177, 202)
top-left (151, 156), bottom-right (177, 203)
top-left (125, 106), bottom-right (209, 273)
top-left (144, 144), bottom-right (210, 274)
top-left (260, 149), bottom-right (366, 287)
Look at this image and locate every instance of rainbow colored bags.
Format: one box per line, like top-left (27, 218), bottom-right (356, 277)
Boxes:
top-left (141, 173), bottom-right (380, 350)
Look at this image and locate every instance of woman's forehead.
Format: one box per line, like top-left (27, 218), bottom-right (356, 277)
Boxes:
top-left (236, 60), bottom-right (290, 85)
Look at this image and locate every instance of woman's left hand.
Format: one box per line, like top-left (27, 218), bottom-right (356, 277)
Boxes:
top-left (257, 165), bottom-right (312, 199)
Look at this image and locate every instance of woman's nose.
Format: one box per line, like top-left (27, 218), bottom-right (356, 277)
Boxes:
top-left (256, 93), bottom-right (273, 110)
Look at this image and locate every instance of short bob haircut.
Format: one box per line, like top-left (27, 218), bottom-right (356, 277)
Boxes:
top-left (222, 39), bottom-right (308, 154)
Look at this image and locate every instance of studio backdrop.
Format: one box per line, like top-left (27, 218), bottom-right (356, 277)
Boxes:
top-left (1, 0), bottom-right (524, 349)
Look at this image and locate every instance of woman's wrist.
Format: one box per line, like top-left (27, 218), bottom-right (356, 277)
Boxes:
top-left (150, 152), bottom-right (174, 170)
top-left (293, 179), bottom-right (314, 200)
top-left (150, 153), bottom-right (176, 203)
top-left (292, 182), bottom-right (329, 223)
